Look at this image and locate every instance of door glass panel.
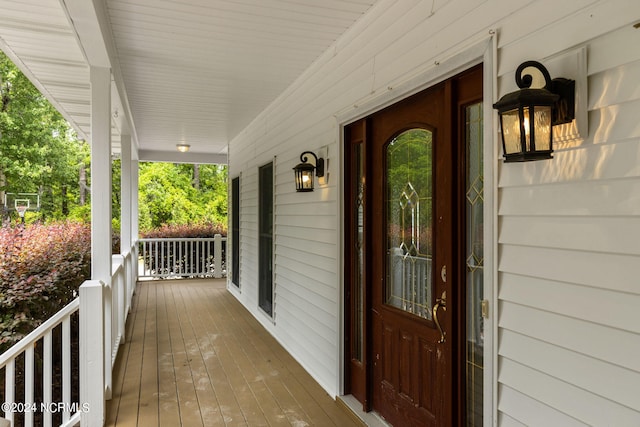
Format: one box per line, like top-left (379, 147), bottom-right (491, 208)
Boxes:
top-left (385, 129), bottom-right (433, 320)
top-left (465, 102), bottom-right (484, 426)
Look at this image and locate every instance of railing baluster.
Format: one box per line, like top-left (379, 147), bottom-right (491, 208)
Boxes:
top-left (25, 344), bottom-right (34, 426)
top-left (4, 359), bottom-right (14, 424)
top-left (207, 239), bottom-right (210, 275)
top-left (196, 240), bottom-right (199, 275)
top-left (198, 240), bottom-right (202, 275)
top-left (141, 241), bottom-right (146, 276)
top-left (214, 234), bottom-right (222, 278)
top-left (177, 240), bottom-right (180, 275)
top-left (62, 316), bottom-right (71, 423)
top-left (104, 279), bottom-right (113, 400)
top-left (43, 331), bottom-right (53, 427)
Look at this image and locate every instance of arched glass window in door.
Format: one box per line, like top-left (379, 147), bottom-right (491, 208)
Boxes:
top-left (385, 128), bottom-right (433, 320)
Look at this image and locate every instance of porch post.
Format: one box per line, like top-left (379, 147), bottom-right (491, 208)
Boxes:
top-left (89, 65), bottom-right (112, 409)
top-left (120, 134), bottom-right (133, 317)
top-left (90, 66), bottom-right (112, 282)
top-left (131, 155), bottom-right (140, 286)
top-left (121, 133), bottom-right (132, 256)
top-left (131, 156), bottom-right (139, 285)
top-left (80, 281), bottom-right (105, 427)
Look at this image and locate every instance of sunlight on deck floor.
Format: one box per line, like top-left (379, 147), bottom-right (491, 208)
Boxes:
top-left (106, 279), bottom-right (360, 426)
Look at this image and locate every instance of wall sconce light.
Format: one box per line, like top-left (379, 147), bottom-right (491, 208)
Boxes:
top-left (293, 151), bottom-right (325, 192)
top-left (176, 143), bottom-right (190, 152)
top-left (493, 60), bottom-right (575, 162)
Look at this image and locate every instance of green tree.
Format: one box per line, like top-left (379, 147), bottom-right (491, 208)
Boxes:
top-left (138, 162), bottom-right (227, 231)
top-left (1, 51), bottom-right (227, 230)
top-left (0, 51), bottom-right (87, 222)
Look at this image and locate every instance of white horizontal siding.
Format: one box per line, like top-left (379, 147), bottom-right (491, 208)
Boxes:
top-left (500, 216), bottom-right (640, 255)
top-left (498, 385), bottom-right (586, 427)
top-left (497, 411), bottom-right (528, 427)
top-left (499, 300), bottom-right (640, 375)
top-left (500, 329), bottom-right (640, 411)
top-left (500, 274), bottom-right (640, 336)
top-left (499, 358), bottom-right (640, 426)
top-left (499, 244), bottom-right (639, 295)
top-left (497, 9), bottom-right (640, 424)
top-left (235, 168), bottom-right (258, 310)
top-left (228, 1), bottom-right (640, 423)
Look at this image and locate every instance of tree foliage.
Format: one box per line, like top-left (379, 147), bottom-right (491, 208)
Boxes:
top-left (138, 162), bottom-right (227, 231)
top-left (1, 51), bottom-right (228, 231)
top-left (386, 129), bottom-right (433, 254)
top-left (0, 51), bottom-right (89, 223)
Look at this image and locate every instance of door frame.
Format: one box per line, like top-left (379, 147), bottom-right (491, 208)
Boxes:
top-left (336, 35), bottom-right (497, 426)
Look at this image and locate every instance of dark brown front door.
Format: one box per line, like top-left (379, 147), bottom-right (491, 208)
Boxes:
top-left (344, 65), bottom-right (483, 426)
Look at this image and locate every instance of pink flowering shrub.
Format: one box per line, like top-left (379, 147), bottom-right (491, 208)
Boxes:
top-left (0, 222), bottom-right (91, 352)
top-left (141, 222), bottom-right (226, 239)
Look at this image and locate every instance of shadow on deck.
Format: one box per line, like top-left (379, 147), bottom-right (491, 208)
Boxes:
top-left (106, 279), bottom-right (361, 426)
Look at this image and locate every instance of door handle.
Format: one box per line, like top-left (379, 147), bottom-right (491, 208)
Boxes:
top-left (432, 290), bottom-right (446, 344)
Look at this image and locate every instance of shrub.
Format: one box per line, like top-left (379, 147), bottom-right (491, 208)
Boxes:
top-left (140, 221), bottom-right (227, 239)
top-left (0, 222), bottom-right (91, 352)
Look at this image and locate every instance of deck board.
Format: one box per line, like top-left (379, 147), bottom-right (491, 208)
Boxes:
top-left (106, 279), bottom-right (359, 426)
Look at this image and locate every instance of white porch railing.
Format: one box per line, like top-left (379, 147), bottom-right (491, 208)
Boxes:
top-left (0, 299), bottom-right (81, 427)
top-left (1, 245), bottom-right (138, 427)
top-left (138, 235), bottom-right (226, 279)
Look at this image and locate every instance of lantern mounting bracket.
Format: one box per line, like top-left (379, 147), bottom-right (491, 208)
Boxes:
top-left (515, 61), bottom-right (575, 126)
top-left (299, 151), bottom-right (324, 177)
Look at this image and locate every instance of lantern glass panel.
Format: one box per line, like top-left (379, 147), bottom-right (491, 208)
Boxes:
top-left (301, 170), bottom-right (313, 190)
top-left (500, 108), bottom-right (521, 155)
top-left (533, 106), bottom-right (552, 151)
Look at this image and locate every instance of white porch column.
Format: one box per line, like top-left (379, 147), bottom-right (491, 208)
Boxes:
top-left (89, 66), bottom-right (113, 408)
top-left (131, 157), bottom-right (139, 285)
top-left (90, 66), bottom-right (112, 281)
top-left (80, 281), bottom-right (105, 426)
top-left (120, 134), bottom-right (132, 255)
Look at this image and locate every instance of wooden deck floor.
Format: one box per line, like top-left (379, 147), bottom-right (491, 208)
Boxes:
top-left (106, 279), bottom-right (360, 427)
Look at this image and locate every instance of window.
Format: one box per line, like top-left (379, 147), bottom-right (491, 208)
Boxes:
top-left (465, 102), bottom-right (484, 426)
top-left (231, 176), bottom-right (240, 287)
top-left (258, 163), bottom-right (274, 316)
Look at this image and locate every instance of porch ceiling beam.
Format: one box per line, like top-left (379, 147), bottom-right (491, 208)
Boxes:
top-left (60, 0), bottom-right (110, 68)
top-left (138, 149), bottom-right (228, 165)
top-left (62, 0), bottom-right (139, 151)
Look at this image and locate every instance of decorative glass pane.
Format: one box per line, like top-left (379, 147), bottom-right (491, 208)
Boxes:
top-left (533, 106), bottom-right (552, 151)
top-left (385, 129), bottom-right (433, 320)
top-left (501, 108), bottom-right (521, 154)
top-left (353, 143), bottom-right (365, 361)
top-left (466, 102), bottom-right (484, 426)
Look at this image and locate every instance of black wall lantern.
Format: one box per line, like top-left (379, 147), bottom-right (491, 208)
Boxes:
top-left (493, 61), bottom-right (575, 162)
top-left (293, 151), bottom-right (325, 192)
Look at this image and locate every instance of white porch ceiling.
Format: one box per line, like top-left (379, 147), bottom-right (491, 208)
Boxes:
top-left (0, 0), bottom-right (378, 163)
